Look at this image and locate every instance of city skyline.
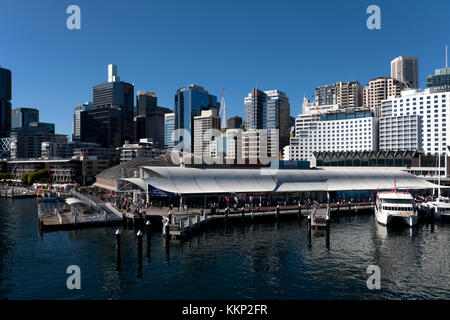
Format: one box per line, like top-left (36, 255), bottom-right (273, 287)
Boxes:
top-left (1, 0), bottom-right (449, 137)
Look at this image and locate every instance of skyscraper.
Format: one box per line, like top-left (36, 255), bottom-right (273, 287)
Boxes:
top-left (315, 81), bottom-right (363, 108)
top-left (81, 64), bottom-right (134, 148)
top-left (193, 109), bottom-right (220, 159)
top-left (363, 77), bottom-right (404, 115)
top-left (174, 84), bottom-right (218, 150)
top-left (244, 89), bottom-right (291, 149)
top-left (0, 66), bottom-right (12, 138)
top-left (136, 91), bottom-right (157, 116)
top-left (391, 56), bottom-right (419, 89)
top-left (134, 91), bottom-right (172, 147)
top-left (11, 107), bottom-right (39, 129)
top-left (164, 113), bottom-right (175, 150)
top-left (72, 102), bottom-right (93, 141)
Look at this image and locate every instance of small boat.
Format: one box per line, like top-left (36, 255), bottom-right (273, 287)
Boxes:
top-left (375, 183), bottom-right (418, 227)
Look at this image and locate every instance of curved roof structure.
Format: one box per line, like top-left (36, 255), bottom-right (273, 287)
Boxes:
top-left (130, 166), bottom-right (437, 195)
top-left (65, 197), bottom-right (90, 206)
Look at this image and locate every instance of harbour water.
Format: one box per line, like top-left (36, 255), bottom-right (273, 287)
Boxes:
top-left (1, 198), bottom-right (449, 300)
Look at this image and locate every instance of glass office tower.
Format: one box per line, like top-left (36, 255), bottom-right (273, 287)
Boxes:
top-left (11, 107), bottom-right (39, 129)
top-left (0, 66), bottom-right (12, 138)
top-left (174, 84), bottom-right (218, 150)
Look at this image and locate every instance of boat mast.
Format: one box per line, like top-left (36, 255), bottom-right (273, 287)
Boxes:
top-left (438, 134), bottom-right (441, 202)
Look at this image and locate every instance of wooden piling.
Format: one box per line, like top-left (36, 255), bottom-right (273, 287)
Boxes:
top-left (115, 229), bottom-right (121, 270)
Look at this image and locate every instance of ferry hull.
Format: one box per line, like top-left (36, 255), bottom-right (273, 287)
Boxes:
top-left (375, 208), bottom-right (417, 227)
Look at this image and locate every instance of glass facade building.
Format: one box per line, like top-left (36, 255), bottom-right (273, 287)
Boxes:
top-left (11, 107), bottom-right (39, 129)
top-left (164, 113), bottom-right (175, 149)
top-left (0, 66), bottom-right (12, 138)
top-left (244, 89), bottom-right (291, 148)
top-left (174, 84), bottom-right (218, 150)
top-left (81, 67), bottom-right (134, 148)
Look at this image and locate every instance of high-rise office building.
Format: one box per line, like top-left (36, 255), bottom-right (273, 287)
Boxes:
top-left (134, 91), bottom-right (172, 147)
top-left (174, 84), bottom-right (218, 150)
top-left (227, 116), bottom-right (242, 129)
top-left (244, 89), bottom-right (290, 148)
top-left (81, 64), bottom-right (134, 148)
top-left (10, 123), bottom-right (62, 159)
top-left (193, 109), bottom-right (220, 159)
top-left (380, 88), bottom-right (450, 155)
top-left (363, 77), bottom-right (404, 115)
top-left (136, 91), bottom-right (157, 116)
top-left (72, 102), bottom-right (93, 141)
top-left (164, 113), bottom-right (175, 150)
top-left (0, 66), bottom-right (12, 138)
top-left (11, 107), bottom-right (39, 129)
top-left (391, 56), bottom-right (419, 89)
top-left (315, 81), bottom-right (363, 108)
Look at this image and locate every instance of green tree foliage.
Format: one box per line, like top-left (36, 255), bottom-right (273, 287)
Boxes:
top-left (21, 169), bottom-right (50, 185)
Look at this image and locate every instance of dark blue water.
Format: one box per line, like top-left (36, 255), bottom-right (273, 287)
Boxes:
top-left (1, 198), bottom-right (449, 299)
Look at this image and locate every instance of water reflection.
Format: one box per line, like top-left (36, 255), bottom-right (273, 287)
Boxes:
top-left (0, 199), bottom-right (449, 299)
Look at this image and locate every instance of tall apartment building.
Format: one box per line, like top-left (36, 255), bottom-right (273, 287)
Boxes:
top-left (335, 81), bottom-right (363, 108)
top-left (242, 129), bottom-right (279, 162)
top-left (288, 109), bottom-right (378, 161)
top-left (244, 89), bottom-right (290, 149)
top-left (391, 56), bottom-right (419, 89)
top-left (72, 102), bottom-right (93, 141)
top-left (315, 81), bottom-right (363, 108)
top-left (193, 109), bottom-right (220, 159)
top-left (0, 66), bottom-right (12, 138)
top-left (164, 113), bottom-right (175, 150)
top-left (380, 88), bottom-right (450, 155)
top-left (363, 77), bottom-right (404, 115)
top-left (81, 64), bottom-right (134, 148)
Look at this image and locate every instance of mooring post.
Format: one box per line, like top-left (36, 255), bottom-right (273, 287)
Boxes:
top-left (276, 204), bottom-right (280, 221)
top-left (298, 203), bottom-right (302, 223)
top-left (337, 202), bottom-right (340, 218)
top-left (326, 206), bottom-right (330, 249)
top-left (251, 210), bottom-right (254, 222)
top-left (225, 207), bottom-right (229, 220)
top-left (146, 220), bottom-right (151, 258)
top-left (137, 230), bottom-right (143, 266)
top-left (307, 214), bottom-right (312, 250)
top-left (204, 209), bottom-right (208, 227)
top-left (115, 228), bottom-right (121, 270)
top-left (241, 206), bottom-right (245, 222)
top-left (164, 217), bottom-right (170, 239)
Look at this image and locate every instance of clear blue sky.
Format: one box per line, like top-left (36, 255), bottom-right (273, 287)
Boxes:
top-left (1, 0), bottom-right (449, 137)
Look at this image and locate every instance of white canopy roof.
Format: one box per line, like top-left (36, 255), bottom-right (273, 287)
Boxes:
top-left (128, 166), bottom-right (438, 195)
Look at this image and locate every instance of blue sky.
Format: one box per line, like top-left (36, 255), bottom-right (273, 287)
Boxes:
top-left (0, 0), bottom-right (449, 137)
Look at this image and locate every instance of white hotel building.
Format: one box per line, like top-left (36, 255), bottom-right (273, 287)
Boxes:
top-left (285, 108), bottom-right (378, 161)
top-left (379, 89), bottom-right (450, 155)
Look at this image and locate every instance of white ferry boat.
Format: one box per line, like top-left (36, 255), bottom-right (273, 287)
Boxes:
top-left (375, 188), bottom-right (418, 227)
top-left (420, 196), bottom-right (450, 220)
